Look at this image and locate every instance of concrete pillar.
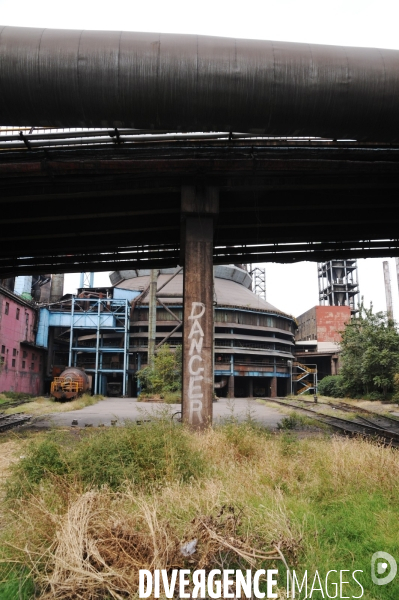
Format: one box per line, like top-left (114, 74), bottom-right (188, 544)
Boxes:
top-left (270, 376), bottom-right (277, 398)
top-left (49, 273), bottom-right (64, 303)
top-left (228, 375), bottom-right (235, 398)
top-left (248, 377), bottom-right (253, 398)
top-left (181, 186), bottom-right (218, 429)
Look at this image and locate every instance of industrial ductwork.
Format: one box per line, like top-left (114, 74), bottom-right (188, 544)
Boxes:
top-left (1, 25), bottom-right (399, 141)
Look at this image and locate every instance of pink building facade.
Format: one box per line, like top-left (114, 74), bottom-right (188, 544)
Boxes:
top-left (0, 285), bottom-right (45, 395)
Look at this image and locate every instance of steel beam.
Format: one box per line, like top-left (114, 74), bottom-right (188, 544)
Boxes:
top-left (181, 186), bottom-right (218, 429)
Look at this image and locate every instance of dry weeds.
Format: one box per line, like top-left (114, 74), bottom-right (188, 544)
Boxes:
top-left (1, 425), bottom-right (399, 598)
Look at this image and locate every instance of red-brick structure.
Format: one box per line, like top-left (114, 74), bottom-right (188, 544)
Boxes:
top-left (295, 305), bottom-right (351, 379)
top-left (0, 285), bottom-right (45, 395)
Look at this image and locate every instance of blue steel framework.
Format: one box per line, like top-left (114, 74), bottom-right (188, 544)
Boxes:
top-left (68, 297), bottom-right (130, 395)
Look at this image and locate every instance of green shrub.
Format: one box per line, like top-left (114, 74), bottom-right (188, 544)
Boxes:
top-left (7, 421), bottom-right (204, 497)
top-left (70, 421), bottom-right (202, 489)
top-left (136, 344), bottom-right (182, 395)
top-left (7, 439), bottom-right (69, 497)
top-left (318, 375), bottom-right (346, 398)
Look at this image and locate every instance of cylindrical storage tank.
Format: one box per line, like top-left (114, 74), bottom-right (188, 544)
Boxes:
top-left (51, 366), bottom-right (91, 401)
top-left (111, 265), bottom-right (296, 398)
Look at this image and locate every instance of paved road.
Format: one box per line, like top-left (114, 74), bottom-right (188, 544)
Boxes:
top-left (35, 397), bottom-right (283, 429)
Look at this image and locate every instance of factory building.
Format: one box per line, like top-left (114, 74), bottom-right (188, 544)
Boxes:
top-left (295, 305), bottom-right (351, 379)
top-left (0, 280), bottom-right (45, 395)
top-left (111, 265), bottom-right (295, 397)
top-left (36, 266), bottom-right (296, 397)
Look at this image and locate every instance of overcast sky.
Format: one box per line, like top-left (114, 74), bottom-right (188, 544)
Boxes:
top-left (2, 0), bottom-right (399, 318)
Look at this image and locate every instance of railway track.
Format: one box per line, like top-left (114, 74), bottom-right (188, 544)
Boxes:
top-left (0, 398), bottom-right (35, 411)
top-left (0, 412), bottom-right (32, 433)
top-left (300, 398), bottom-right (399, 431)
top-left (268, 398), bottom-right (399, 448)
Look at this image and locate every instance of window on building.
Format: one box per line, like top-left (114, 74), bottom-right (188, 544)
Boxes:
top-left (22, 350), bottom-right (27, 358)
top-left (5, 302), bottom-right (9, 315)
top-left (22, 360), bottom-right (26, 369)
top-left (32, 353), bottom-right (36, 360)
top-left (12, 348), bottom-right (17, 357)
top-left (12, 359), bottom-right (16, 367)
top-left (16, 307), bottom-right (20, 320)
top-left (31, 362), bottom-right (34, 370)
top-left (1, 345), bottom-right (5, 354)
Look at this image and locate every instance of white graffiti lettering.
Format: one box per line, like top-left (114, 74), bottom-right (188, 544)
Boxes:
top-left (189, 336), bottom-right (203, 356)
top-left (188, 355), bottom-right (204, 376)
top-left (188, 302), bottom-right (206, 320)
top-left (188, 319), bottom-right (204, 338)
top-left (188, 301), bottom-right (206, 423)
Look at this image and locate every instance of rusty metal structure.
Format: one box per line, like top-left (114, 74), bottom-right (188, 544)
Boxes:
top-left (3, 25), bottom-right (399, 427)
top-left (318, 260), bottom-right (360, 316)
top-left (50, 366), bottom-right (91, 401)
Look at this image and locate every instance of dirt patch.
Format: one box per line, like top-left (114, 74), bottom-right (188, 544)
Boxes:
top-left (0, 440), bottom-right (19, 481)
top-left (0, 440), bottom-right (20, 505)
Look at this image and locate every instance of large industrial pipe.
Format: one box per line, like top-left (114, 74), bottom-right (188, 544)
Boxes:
top-left (1, 25), bottom-right (399, 141)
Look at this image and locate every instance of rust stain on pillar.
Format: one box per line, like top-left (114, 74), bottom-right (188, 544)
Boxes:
top-left (181, 186), bottom-right (218, 429)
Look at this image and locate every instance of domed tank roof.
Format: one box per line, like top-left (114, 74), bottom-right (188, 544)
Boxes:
top-left (110, 265), bottom-right (252, 289)
top-left (110, 266), bottom-right (292, 318)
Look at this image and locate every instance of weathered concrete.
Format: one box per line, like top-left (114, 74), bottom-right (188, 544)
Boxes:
top-left (181, 186), bottom-right (218, 429)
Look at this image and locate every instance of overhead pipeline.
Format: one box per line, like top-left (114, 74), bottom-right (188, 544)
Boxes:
top-left (1, 26), bottom-right (399, 141)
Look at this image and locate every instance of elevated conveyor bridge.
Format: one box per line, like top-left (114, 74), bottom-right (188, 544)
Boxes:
top-left (2, 26), bottom-right (399, 427)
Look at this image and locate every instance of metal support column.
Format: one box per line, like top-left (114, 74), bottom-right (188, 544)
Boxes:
top-left (287, 359), bottom-right (293, 396)
top-left (181, 185), bottom-right (218, 429)
top-left (94, 299), bottom-right (101, 394)
top-left (68, 296), bottom-right (75, 367)
top-left (148, 269), bottom-right (158, 365)
top-left (123, 299), bottom-right (129, 396)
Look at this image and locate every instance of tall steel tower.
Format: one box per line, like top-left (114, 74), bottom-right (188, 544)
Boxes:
top-left (318, 260), bottom-right (360, 316)
top-left (248, 265), bottom-right (266, 301)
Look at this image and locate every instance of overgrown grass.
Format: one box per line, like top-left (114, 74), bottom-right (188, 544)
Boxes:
top-left (0, 391), bottom-right (35, 405)
top-left (1, 422), bottom-right (399, 598)
top-left (3, 393), bottom-right (105, 416)
top-left (5, 421), bottom-right (205, 498)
